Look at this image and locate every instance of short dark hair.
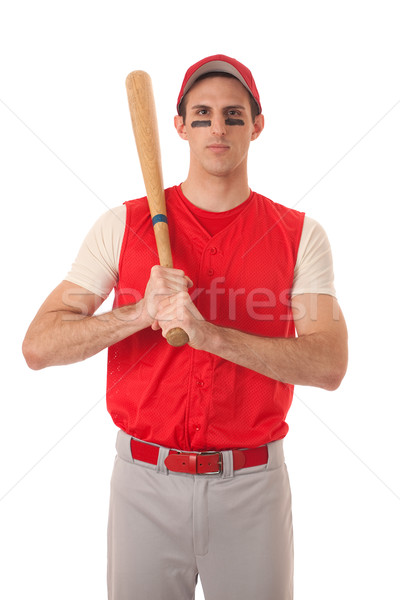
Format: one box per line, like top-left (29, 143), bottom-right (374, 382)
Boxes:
top-left (178, 72), bottom-right (260, 124)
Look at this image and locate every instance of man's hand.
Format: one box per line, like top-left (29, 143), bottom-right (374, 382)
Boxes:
top-left (154, 290), bottom-right (211, 348)
top-left (143, 265), bottom-right (193, 329)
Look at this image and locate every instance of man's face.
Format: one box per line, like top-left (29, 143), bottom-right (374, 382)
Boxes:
top-left (175, 76), bottom-right (264, 179)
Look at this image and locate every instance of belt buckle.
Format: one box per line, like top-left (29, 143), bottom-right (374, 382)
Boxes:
top-left (198, 450), bottom-right (223, 475)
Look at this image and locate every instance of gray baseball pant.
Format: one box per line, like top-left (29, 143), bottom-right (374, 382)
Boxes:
top-left (107, 430), bottom-right (294, 599)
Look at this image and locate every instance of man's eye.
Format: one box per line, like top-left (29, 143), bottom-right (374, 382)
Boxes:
top-left (198, 109), bottom-right (209, 116)
top-left (227, 110), bottom-right (240, 116)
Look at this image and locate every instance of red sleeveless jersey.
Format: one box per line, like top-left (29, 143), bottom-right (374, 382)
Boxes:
top-left (107, 185), bottom-right (305, 451)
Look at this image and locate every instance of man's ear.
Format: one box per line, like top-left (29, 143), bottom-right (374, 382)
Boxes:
top-left (251, 113), bottom-right (265, 141)
top-left (174, 115), bottom-right (188, 140)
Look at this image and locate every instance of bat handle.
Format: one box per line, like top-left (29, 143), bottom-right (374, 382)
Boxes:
top-left (166, 327), bottom-right (189, 347)
top-left (152, 227), bottom-right (189, 347)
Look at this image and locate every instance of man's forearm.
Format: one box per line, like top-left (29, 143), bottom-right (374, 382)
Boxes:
top-left (23, 300), bottom-right (151, 370)
top-left (198, 323), bottom-right (347, 391)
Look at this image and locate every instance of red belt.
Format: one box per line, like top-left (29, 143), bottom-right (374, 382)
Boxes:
top-left (130, 438), bottom-right (269, 475)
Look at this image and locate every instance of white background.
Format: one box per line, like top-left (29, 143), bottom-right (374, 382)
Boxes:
top-left (1, 1), bottom-right (399, 598)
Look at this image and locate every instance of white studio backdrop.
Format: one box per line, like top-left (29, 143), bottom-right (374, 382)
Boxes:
top-left (1, 0), bottom-right (399, 598)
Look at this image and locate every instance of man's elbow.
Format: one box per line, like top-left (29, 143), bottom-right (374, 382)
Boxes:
top-left (22, 338), bottom-right (47, 371)
top-left (322, 358), bottom-right (348, 391)
top-left (323, 374), bottom-right (345, 392)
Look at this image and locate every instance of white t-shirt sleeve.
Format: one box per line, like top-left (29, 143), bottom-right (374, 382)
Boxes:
top-left (64, 205), bottom-right (126, 298)
top-left (291, 216), bottom-right (336, 297)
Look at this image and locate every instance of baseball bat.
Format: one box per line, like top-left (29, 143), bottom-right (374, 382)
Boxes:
top-left (125, 70), bottom-right (189, 348)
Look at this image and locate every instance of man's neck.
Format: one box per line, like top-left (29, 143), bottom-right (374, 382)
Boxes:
top-left (180, 172), bottom-right (251, 213)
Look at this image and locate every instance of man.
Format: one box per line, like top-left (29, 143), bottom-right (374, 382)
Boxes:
top-left (23, 55), bottom-right (348, 599)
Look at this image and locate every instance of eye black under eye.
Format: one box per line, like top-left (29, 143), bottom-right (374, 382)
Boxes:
top-left (191, 120), bottom-right (212, 128)
top-left (225, 118), bottom-right (245, 126)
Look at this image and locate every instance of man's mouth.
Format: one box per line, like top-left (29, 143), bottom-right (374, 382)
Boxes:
top-left (207, 144), bottom-right (230, 153)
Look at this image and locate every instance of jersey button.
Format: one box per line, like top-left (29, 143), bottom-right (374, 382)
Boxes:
top-left (195, 425), bottom-right (201, 431)
top-left (207, 268), bottom-right (214, 276)
top-left (210, 247), bottom-right (217, 255)
top-left (196, 380), bottom-right (204, 387)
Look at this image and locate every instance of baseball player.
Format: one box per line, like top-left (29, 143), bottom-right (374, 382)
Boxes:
top-left (23, 55), bottom-right (348, 599)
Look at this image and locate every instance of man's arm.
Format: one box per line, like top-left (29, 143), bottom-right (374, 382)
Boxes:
top-left (155, 292), bottom-right (348, 391)
top-left (22, 280), bottom-right (149, 370)
top-left (22, 266), bottom-right (191, 370)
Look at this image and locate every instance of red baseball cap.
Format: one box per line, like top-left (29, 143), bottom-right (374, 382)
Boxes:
top-left (177, 54), bottom-right (262, 115)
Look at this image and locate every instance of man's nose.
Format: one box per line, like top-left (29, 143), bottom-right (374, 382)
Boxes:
top-left (211, 115), bottom-right (227, 136)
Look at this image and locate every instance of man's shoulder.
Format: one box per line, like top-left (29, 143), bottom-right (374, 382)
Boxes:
top-left (252, 191), bottom-right (305, 224)
top-left (124, 194), bottom-right (148, 210)
top-left (124, 186), bottom-right (180, 211)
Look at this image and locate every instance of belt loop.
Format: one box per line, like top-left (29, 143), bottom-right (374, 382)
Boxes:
top-left (221, 450), bottom-right (234, 479)
top-left (117, 430), bottom-right (135, 464)
top-left (156, 446), bottom-right (170, 475)
top-left (265, 439), bottom-right (284, 471)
